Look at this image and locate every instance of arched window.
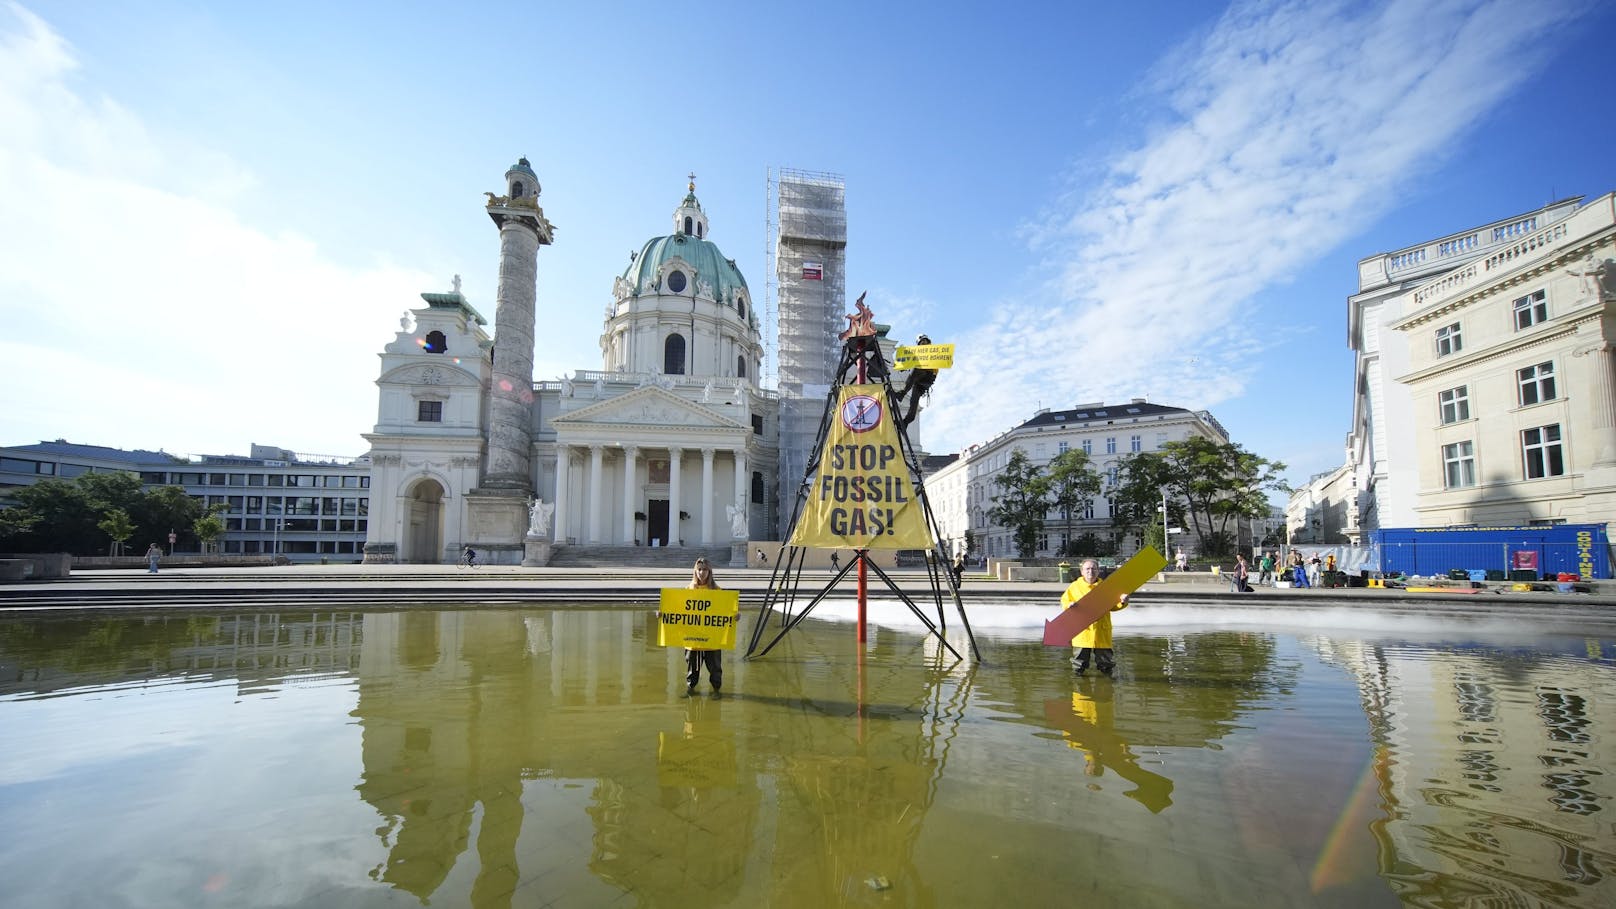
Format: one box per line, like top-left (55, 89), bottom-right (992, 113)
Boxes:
top-left (424, 330), bottom-right (447, 353)
top-left (736, 356), bottom-right (746, 378)
top-left (751, 470), bottom-right (764, 504)
top-left (512, 181), bottom-right (525, 198)
top-left (683, 216), bottom-right (693, 234)
top-left (736, 297), bottom-right (746, 320)
top-left (696, 223), bottom-right (703, 238)
top-left (663, 334), bottom-right (686, 375)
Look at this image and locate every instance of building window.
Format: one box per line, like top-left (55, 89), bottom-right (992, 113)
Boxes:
top-left (751, 414), bottom-right (763, 435)
top-left (1105, 437), bottom-right (1117, 454)
top-left (1081, 439), bottom-right (1092, 455)
top-left (418, 400), bottom-right (443, 422)
top-left (1517, 361), bottom-right (1556, 406)
top-left (751, 471), bottom-right (764, 504)
top-left (1435, 323), bottom-right (1462, 357)
top-left (423, 330), bottom-right (447, 353)
top-left (1057, 441), bottom-right (1069, 454)
top-left (1513, 290), bottom-right (1547, 330)
top-left (1522, 425), bottom-right (1565, 479)
top-left (667, 269), bottom-right (687, 293)
top-left (663, 333), bottom-right (686, 374)
top-left (1438, 386), bottom-right (1470, 424)
top-left (1130, 435), bottom-right (1141, 453)
top-left (1082, 501), bottom-right (1094, 520)
top-left (1442, 441), bottom-right (1476, 489)
top-left (737, 356), bottom-right (747, 378)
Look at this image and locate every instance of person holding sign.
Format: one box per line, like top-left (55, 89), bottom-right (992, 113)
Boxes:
top-left (893, 334), bottom-right (938, 428)
top-left (684, 558), bottom-right (724, 698)
top-left (1058, 559), bottom-right (1129, 676)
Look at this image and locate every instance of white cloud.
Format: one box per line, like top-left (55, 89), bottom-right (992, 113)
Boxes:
top-left (0, 4), bottom-right (433, 457)
top-left (924, 0), bottom-right (1587, 453)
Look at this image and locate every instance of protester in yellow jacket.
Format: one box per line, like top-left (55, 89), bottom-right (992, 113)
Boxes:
top-left (1057, 558), bottom-right (1129, 675)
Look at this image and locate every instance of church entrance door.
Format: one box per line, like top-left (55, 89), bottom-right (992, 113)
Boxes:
top-left (648, 499), bottom-right (670, 547)
top-left (405, 478), bottom-right (444, 563)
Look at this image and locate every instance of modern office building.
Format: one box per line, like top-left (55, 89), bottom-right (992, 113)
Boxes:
top-left (0, 440), bottom-right (371, 561)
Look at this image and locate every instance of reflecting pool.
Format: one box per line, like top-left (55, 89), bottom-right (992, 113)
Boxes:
top-left (1, 604), bottom-right (1613, 908)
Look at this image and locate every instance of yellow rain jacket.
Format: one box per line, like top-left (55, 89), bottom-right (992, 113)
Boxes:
top-left (1057, 576), bottom-right (1128, 649)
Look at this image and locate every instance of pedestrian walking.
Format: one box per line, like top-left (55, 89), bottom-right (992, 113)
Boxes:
top-left (145, 542), bottom-right (162, 574)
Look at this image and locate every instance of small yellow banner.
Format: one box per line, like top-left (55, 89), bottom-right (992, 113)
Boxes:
top-left (894, 343), bottom-right (954, 370)
top-left (657, 588), bottom-right (740, 649)
top-left (787, 384), bottom-right (933, 550)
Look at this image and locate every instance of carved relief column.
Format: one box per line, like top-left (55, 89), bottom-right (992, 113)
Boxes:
top-left (482, 159), bottom-right (554, 492)
top-left (587, 444), bottom-right (604, 544)
top-left (733, 448), bottom-right (748, 533)
top-left (621, 446), bottom-right (639, 545)
top-left (552, 445), bottom-right (570, 544)
top-left (1574, 340), bottom-right (1616, 469)
top-left (700, 447), bottom-right (716, 545)
top-left (668, 448), bottom-right (683, 546)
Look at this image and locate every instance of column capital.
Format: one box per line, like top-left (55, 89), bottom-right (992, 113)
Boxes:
top-left (701, 447), bottom-right (716, 460)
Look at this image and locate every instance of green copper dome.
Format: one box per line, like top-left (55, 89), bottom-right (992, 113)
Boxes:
top-left (621, 231), bottom-right (750, 306)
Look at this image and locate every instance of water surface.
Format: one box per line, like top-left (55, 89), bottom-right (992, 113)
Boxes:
top-left (1, 604), bottom-right (1612, 907)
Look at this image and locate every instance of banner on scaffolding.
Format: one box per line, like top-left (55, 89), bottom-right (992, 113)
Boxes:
top-left (788, 384), bottom-right (933, 550)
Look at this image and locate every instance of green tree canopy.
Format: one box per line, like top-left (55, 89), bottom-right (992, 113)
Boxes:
top-left (1044, 449), bottom-right (1102, 556)
top-left (987, 449), bottom-right (1050, 559)
top-left (1110, 437), bottom-right (1288, 558)
top-left (97, 508), bottom-right (136, 557)
top-left (0, 473), bottom-right (205, 556)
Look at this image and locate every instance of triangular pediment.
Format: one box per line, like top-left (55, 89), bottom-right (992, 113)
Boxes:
top-left (554, 386), bottom-right (742, 431)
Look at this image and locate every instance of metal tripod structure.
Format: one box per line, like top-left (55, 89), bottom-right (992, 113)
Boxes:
top-left (744, 335), bottom-right (982, 662)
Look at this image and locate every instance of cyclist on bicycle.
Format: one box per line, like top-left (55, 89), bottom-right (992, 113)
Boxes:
top-left (462, 546), bottom-right (477, 567)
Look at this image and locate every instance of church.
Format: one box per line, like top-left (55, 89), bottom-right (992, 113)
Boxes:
top-left (362, 160), bottom-right (779, 565)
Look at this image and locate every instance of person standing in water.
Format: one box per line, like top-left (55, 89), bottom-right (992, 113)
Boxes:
top-left (684, 558), bottom-right (723, 697)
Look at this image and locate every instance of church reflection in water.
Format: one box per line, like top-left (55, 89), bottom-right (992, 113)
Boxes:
top-left (348, 609), bottom-right (975, 906)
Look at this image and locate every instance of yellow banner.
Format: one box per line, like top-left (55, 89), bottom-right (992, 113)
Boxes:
top-left (787, 384), bottom-right (933, 550)
top-left (657, 588), bottom-right (740, 649)
top-left (894, 343), bottom-right (954, 370)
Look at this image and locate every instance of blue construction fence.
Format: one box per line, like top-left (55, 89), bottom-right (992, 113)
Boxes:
top-left (1366, 525), bottom-right (1610, 580)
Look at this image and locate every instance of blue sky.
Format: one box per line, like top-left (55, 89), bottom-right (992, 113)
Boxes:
top-left (2, 0), bottom-right (1611, 489)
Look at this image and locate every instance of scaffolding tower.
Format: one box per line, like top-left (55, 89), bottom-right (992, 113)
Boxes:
top-left (769, 168), bottom-right (847, 533)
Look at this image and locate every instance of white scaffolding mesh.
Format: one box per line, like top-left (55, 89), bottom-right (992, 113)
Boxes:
top-left (769, 168), bottom-right (846, 525)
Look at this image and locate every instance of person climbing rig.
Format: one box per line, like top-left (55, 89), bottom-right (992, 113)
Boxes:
top-left (894, 334), bottom-right (937, 427)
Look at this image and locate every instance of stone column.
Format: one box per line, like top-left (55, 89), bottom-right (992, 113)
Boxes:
top-left (484, 218), bottom-right (540, 491)
top-left (733, 448), bottom-right (748, 535)
top-left (553, 445), bottom-right (570, 544)
top-left (700, 447), bottom-right (715, 545)
top-left (621, 446), bottom-right (639, 545)
top-left (668, 448), bottom-right (683, 547)
top-left (1575, 340), bottom-right (1616, 469)
top-left (587, 445), bottom-right (604, 544)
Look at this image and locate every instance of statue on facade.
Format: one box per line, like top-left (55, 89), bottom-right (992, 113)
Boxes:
top-left (399, 311), bottom-right (413, 332)
top-left (726, 503), bottom-right (748, 540)
top-left (702, 378), bottom-right (715, 403)
top-left (560, 375), bottom-right (573, 397)
top-left (527, 497), bottom-right (554, 538)
top-left (1569, 256), bottom-right (1616, 301)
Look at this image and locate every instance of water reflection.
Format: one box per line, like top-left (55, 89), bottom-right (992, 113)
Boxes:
top-left (0, 608), bottom-right (1613, 907)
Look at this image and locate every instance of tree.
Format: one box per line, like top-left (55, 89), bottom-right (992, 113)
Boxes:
top-left (1109, 438), bottom-right (1287, 558)
top-left (193, 513), bottom-right (226, 554)
top-left (987, 449), bottom-right (1049, 559)
top-left (0, 473), bottom-right (205, 556)
top-left (98, 508), bottom-right (136, 557)
top-left (1045, 449), bottom-right (1101, 555)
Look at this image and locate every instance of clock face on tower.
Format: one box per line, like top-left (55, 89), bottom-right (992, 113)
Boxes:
top-left (840, 394), bottom-right (883, 433)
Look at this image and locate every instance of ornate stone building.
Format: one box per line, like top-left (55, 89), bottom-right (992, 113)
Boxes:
top-left (363, 163), bottom-right (776, 564)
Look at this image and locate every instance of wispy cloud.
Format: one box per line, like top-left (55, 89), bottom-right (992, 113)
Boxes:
top-left (924, 0), bottom-right (1588, 454)
top-left (0, 4), bottom-right (433, 457)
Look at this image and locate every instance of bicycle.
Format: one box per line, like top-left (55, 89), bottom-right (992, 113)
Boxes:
top-left (458, 549), bottom-right (479, 569)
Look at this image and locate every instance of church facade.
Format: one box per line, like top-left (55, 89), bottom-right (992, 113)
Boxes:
top-left (363, 161), bottom-right (778, 565)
